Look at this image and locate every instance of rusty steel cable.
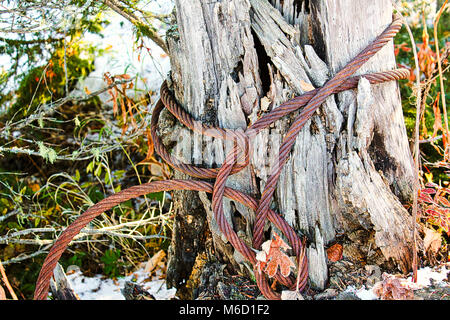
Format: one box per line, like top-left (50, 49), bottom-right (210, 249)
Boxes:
top-left (34, 16), bottom-right (407, 300)
top-left (210, 15), bottom-right (405, 297)
top-left (251, 16), bottom-right (405, 249)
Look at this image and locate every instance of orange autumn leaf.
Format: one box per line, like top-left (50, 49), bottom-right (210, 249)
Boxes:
top-left (257, 232), bottom-right (295, 278)
top-left (327, 243), bottom-right (343, 262)
top-left (138, 129), bottom-right (156, 164)
top-left (417, 16), bottom-right (437, 78)
top-left (28, 183), bottom-right (40, 193)
top-left (394, 42), bottom-right (411, 56)
top-left (116, 74), bottom-right (131, 80)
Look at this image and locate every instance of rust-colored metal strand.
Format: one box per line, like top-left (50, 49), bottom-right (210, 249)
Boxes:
top-left (152, 71), bottom-right (409, 298)
top-left (151, 69), bottom-right (409, 180)
top-left (252, 16), bottom-right (404, 248)
top-left (248, 68), bottom-right (409, 133)
top-left (208, 15), bottom-right (403, 298)
top-left (151, 100), bottom-right (249, 179)
top-left (34, 180), bottom-right (304, 300)
top-left (209, 15), bottom-right (403, 297)
top-left (34, 16), bottom-right (407, 300)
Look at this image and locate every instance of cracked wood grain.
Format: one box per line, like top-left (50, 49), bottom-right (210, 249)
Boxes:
top-left (163, 0), bottom-right (418, 293)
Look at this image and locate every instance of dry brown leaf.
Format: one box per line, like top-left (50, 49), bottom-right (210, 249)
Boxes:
top-left (256, 232), bottom-right (295, 278)
top-left (149, 163), bottom-right (164, 177)
top-left (372, 273), bottom-right (415, 300)
top-left (423, 227), bottom-right (442, 254)
top-left (144, 250), bottom-right (166, 274)
top-left (116, 74), bottom-right (131, 80)
top-left (327, 243), bottom-right (343, 262)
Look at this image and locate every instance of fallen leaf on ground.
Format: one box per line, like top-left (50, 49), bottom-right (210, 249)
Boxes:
top-left (423, 227), bottom-right (442, 254)
top-left (327, 243), bottom-right (343, 262)
top-left (372, 273), bottom-right (415, 300)
top-left (256, 232), bottom-right (295, 278)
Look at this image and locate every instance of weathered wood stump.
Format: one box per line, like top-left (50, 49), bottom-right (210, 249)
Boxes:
top-left (162, 0), bottom-right (419, 296)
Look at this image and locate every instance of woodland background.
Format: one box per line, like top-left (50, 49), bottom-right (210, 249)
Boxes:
top-left (0, 0), bottom-right (448, 300)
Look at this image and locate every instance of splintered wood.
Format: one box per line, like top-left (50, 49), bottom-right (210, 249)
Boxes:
top-left (161, 0), bottom-right (417, 292)
top-left (144, 250), bottom-right (166, 275)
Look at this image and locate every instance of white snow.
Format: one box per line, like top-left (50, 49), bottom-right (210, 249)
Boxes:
top-left (73, 6), bottom-right (172, 105)
top-left (66, 265), bottom-right (177, 300)
top-left (344, 264), bottom-right (450, 300)
top-left (407, 265), bottom-right (450, 288)
top-left (344, 285), bottom-right (379, 300)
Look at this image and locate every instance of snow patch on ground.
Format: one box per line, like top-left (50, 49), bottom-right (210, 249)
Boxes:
top-left (407, 265), bottom-right (450, 287)
top-left (66, 265), bottom-right (176, 300)
top-left (345, 285), bottom-right (379, 300)
top-left (344, 264), bottom-right (450, 300)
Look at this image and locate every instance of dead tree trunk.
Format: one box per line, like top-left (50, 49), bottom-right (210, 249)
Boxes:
top-left (161, 0), bottom-right (420, 296)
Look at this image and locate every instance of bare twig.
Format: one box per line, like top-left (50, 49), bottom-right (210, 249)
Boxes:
top-left (0, 225), bottom-right (168, 245)
top-left (5, 77), bottom-right (135, 132)
top-left (75, 229), bottom-right (169, 241)
top-left (63, 29), bottom-right (69, 96)
top-left (0, 210), bottom-right (19, 223)
top-left (419, 135), bottom-right (443, 144)
top-left (433, 0), bottom-right (449, 159)
top-left (0, 260), bottom-right (18, 300)
top-left (0, 145), bottom-right (109, 161)
top-left (102, 0), bottom-right (168, 53)
top-left (1, 245), bottom-right (52, 266)
top-left (2, 248), bottom-right (49, 266)
top-left (393, 4), bottom-right (422, 283)
top-left (1, 228), bottom-right (56, 239)
top-left (0, 36), bottom-right (64, 45)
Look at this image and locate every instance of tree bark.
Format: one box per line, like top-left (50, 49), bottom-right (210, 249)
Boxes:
top-left (161, 0), bottom-right (420, 296)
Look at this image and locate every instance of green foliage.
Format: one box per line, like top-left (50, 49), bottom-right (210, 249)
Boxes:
top-left (6, 39), bottom-right (96, 120)
top-left (0, 0), bottom-right (175, 300)
top-left (0, 1), bottom-right (109, 112)
top-left (394, 1), bottom-right (450, 259)
top-left (395, 3), bottom-right (449, 170)
top-left (101, 249), bottom-right (124, 278)
top-left (67, 251), bottom-right (88, 268)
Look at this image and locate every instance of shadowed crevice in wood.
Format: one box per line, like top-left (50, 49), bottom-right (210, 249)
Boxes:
top-left (166, 188), bottom-right (208, 295)
top-left (305, 0), bottom-right (327, 62)
top-left (368, 130), bottom-right (398, 175)
top-left (250, 28), bottom-right (271, 98)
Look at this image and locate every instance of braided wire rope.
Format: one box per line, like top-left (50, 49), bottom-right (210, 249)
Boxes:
top-left (34, 16), bottom-right (407, 300)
